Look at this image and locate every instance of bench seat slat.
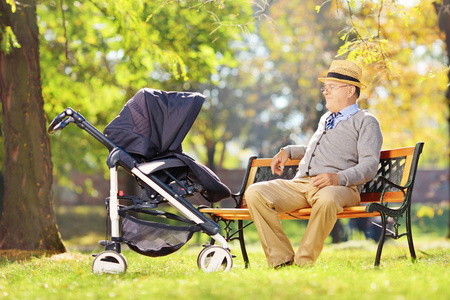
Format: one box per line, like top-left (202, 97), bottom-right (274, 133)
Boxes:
top-left (200, 191), bottom-right (405, 221)
top-left (200, 206), bottom-right (386, 221)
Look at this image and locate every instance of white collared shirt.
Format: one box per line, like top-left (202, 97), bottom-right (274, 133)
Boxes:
top-left (332, 103), bottom-right (360, 129)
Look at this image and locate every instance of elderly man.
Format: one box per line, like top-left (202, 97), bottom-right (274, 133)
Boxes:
top-left (245, 60), bottom-right (383, 268)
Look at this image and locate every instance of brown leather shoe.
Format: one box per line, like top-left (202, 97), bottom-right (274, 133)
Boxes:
top-left (274, 261), bottom-right (293, 269)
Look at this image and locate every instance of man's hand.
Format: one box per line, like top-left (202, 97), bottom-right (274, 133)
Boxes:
top-left (311, 173), bottom-right (339, 188)
top-left (271, 149), bottom-right (289, 175)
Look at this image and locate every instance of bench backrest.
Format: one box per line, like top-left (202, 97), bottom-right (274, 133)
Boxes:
top-left (237, 142), bottom-right (424, 208)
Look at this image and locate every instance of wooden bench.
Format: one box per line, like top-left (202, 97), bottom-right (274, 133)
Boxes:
top-left (201, 142), bottom-right (424, 267)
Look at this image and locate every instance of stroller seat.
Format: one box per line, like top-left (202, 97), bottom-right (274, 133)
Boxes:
top-left (137, 158), bottom-right (187, 175)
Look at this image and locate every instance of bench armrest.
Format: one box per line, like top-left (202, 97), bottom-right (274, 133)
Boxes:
top-left (375, 175), bottom-right (407, 207)
top-left (376, 175), bottom-right (407, 192)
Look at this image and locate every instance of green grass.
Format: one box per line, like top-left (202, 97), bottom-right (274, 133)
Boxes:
top-left (0, 241), bottom-right (449, 300)
top-left (0, 204), bottom-right (448, 299)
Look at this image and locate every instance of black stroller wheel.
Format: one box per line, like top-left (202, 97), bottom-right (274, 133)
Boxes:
top-left (197, 246), bottom-right (233, 273)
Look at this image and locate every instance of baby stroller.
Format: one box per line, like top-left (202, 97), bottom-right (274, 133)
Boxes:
top-left (48, 88), bottom-right (233, 274)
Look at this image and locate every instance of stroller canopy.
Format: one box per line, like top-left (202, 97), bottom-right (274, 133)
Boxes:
top-left (104, 88), bottom-right (204, 160)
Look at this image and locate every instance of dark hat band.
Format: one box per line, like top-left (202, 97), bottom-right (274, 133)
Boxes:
top-left (326, 72), bottom-right (360, 83)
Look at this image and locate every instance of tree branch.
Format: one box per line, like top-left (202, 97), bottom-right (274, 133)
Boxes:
top-left (60, 0), bottom-right (69, 60)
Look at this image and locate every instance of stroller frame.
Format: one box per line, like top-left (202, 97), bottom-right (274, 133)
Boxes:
top-left (49, 107), bottom-right (232, 274)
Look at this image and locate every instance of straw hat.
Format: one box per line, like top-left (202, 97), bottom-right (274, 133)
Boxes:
top-left (318, 60), bottom-right (367, 89)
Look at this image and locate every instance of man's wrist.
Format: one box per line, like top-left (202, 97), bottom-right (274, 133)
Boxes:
top-left (281, 147), bottom-right (291, 158)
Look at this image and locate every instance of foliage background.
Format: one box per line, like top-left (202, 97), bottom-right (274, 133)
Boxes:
top-left (1, 0), bottom-right (448, 208)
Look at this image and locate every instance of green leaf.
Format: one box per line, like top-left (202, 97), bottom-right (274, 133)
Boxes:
top-left (1, 26), bottom-right (21, 54)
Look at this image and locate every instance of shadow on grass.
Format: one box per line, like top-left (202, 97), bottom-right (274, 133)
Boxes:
top-left (0, 249), bottom-right (54, 264)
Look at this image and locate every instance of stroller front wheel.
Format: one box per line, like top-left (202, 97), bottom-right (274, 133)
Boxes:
top-left (197, 246), bottom-right (233, 273)
top-left (92, 251), bottom-right (128, 274)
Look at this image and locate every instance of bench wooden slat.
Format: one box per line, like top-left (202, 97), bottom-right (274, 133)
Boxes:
top-left (360, 191), bottom-right (405, 203)
top-left (251, 158), bottom-right (276, 167)
top-left (379, 146), bottom-right (415, 159)
top-left (200, 206), bottom-right (383, 220)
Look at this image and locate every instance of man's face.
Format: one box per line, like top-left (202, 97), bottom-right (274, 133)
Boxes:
top-left (322, 80), bottom-right (352, 113)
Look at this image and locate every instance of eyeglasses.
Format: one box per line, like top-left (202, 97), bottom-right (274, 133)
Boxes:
top-left (320, 84), bottom-right (350, 94)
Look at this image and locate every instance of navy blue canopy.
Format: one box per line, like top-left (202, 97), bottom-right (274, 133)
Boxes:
top-left (104, 88), bottom-right (204, 160)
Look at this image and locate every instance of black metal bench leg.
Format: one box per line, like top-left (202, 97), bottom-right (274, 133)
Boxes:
top-left (374, 213), bottom-right (388, 267)
top-left (405, 206), bottom-right (417, 262)
top-left (238, 220), bottom-right (250, 268)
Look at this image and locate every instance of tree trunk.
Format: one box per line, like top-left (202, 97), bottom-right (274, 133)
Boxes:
top-left (0, 1), bottom-right (65, 252)
top-left (206, 144), bottom-right (216, 172)
top-left (433, 2), bottom-right (450, 240)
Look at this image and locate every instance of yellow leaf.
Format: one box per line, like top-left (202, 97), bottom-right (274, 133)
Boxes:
top-left (6, 0), bottom-right (16, 13)
top-left (416, 206), bottom-right (434, 219)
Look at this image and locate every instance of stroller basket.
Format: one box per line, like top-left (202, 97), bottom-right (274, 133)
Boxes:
top-left (121, 213), bottom-right (201, 257)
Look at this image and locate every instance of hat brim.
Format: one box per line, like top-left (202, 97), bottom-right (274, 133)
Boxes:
top-left (318, 77), bottom-right (367, 90)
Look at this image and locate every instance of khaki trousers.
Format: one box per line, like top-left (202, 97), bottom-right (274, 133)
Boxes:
top-left (245, 178), bottom-right (360, 267)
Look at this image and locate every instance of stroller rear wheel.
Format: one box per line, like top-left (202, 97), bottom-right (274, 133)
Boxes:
top-left (197, 246), bottom-right (233, 273)
top-left (92, 251), bottom-right (128, 274)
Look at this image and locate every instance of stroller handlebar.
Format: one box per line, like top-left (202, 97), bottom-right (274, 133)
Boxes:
top-left (48, 108), bottom-right (117, 151)
top-left (48, 108), bottom-right (84, 134)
